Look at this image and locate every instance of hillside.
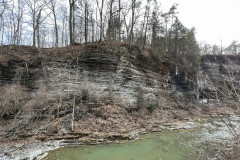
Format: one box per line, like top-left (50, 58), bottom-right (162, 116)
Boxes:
top-left (0, 43), bottom-right (239, 145)
top-left (0, 43), bottom-right (198, 142)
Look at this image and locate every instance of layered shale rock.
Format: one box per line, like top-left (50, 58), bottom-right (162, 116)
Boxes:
top-left (2, 44), bottom-right (239, 141)
top-left (198, 55), bottom-right (240, 103)
top-left (0, 44), bottom-right (195, 110)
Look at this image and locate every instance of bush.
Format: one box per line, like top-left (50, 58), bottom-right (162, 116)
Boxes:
top-left (0, 84), bottom-right (27, 116)
top-left (147, 104), bottom-right (155, 113)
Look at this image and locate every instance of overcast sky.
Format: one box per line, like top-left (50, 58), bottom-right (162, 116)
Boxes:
top-left (159, 0), bottom-right (240, 46)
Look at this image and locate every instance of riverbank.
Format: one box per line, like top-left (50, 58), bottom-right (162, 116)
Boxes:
top-left (42, 113), bottom-right (240, 160)
top-left (184, 113), bottom-right (240, 160)
top-left (0, 106), bottom-right (237, 160)
top-left (0, 120), bottom-right (200, 160)
top-left (1, 45), bottom-right (240, 159)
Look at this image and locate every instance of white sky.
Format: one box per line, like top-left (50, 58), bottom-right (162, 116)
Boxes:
top-left (159, 0), bottom-right (240, 46)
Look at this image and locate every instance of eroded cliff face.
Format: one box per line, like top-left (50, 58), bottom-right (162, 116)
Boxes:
top-left (198, 55), bottom-right (240, 104)
top-left (0, 44), bottom-right (197, 140)
top-left (0, 44), bottom-right (195, 110)
top-left (44, 51), bottom-right (161, 107)
top-left (5, 44), bottom-right (240, 142)
top-left (1, 45), bottom-right (240, 160)
top-left (44, 53), bottom-right (196, 107)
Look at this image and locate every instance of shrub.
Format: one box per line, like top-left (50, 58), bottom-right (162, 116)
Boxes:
top-left (147, 104), bottom-right (155, 113)
top-left (0, 84), bottom-right (27, 116)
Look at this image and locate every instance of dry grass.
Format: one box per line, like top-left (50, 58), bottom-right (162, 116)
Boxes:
top-left (74, 105), bottom-right (134, 134)
top-left (0, 54), bottom-right (10, 66)
top-left (0, 84), bottom-right (28, 117)
top-left (0, 45), bottom-right (38, 66)
top-left (218, 142), bottom-right (240, 160)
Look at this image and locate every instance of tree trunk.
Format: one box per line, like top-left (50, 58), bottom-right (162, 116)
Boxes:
top-left (53, 11), bottom-right (58, 47)
top-left (16, 16), bottom-right (22, 45)
top-left (0, 18), bottom-right (4, 55)
top-left (130, 0), bottom-right (136, 45)
top-left (73, 6), bottom-right (76, 42)
top-left (107, 0), bottom-right (114, 40)
top-left (62, 17), bottom-right (65, 46)
top-left (143, 15), bottom-right (149, 48)
top-left (36, 9), bottom-right (42, 50)
top-left (37, 23), bottom-right (40, 49)
top-left (69, 0), bottom-right (74, 45)
top-left (92, 16), bottom-right (94, 42)
top-left (96, 8), bottom-right (98, 41)
top-left (118, 0), bottom-right (121, 41)
top-left (33, 13), bottom-right (36, 47)
top-left (84, 2), bottom-right (88, 45)
top-left (99, 0), bottom-right (104, 42)
top-left (141, 4), bottom-right (149, 49)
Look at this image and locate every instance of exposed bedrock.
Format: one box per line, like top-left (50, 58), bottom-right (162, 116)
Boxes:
top-left (0, 45), bottom-right (240, 143)
top-left (198, 55), bottom-right (240, 103)
top-left (0, 46), bottom-right (195, 110)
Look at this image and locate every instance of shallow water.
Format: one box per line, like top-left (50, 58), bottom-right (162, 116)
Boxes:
top-left (43, 132), bottom-right (188, 160)
top-left (43, 115), bottom-right (240, 160)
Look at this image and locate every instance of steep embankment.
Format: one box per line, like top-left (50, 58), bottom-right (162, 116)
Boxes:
top-left (198, 55), bottom-right (240, 105)
top-left (1, 44), bottom-right (240, 159)
top-left (0, 43), bottom-right (196, 143)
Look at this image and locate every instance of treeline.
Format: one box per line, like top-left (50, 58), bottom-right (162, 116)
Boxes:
top-left (0, 0), bottom-right (200, 68)
top-left (200, 40), bottom-right (240, 55)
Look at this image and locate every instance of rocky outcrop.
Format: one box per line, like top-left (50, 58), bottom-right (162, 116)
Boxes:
top-left (1, 45), bottom-right (240, 160)
top-left (198, 55), bottom-right (240, 103)
top-left (0, 44), bottom-right (195, 110)
top-left (1, 44), bottom-right (239, 144)
top-left (0, 44), bottom-right (198, 142)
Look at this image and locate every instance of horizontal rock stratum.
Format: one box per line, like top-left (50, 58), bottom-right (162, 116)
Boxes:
top-left (0, 43), bottom-right (239, 145)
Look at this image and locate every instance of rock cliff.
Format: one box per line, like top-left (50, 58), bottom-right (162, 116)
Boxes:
top-left (0, 44), bottom-right (195, 110)
top-left (199, 55), bottom-right (240, 104)
top-left (0, 44), bottom-right (239, 142)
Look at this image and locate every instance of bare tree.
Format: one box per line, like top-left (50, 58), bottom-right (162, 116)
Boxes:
top-left (129, 0), bottom-right (136, 44)
top-left (58, 5), bottom-right (68, 47)
top-left (151, 1), bottom-right (160, 50)
top-left (106, 0), bottom-right (115, 40)
top-left (69, 0), bottom-right (77, 45)
top-left (46, 0), bottom-right (59, 47)
top-left (24, 0), bottom-right (45, 47)
top-left (91, 15), bottom-right (94, 42)
top-left (122, 4), bottom-right (130, 43)
top-left (84, 0), bottom-right (89, 44)
top-left (96, 0), bottom-right (104, 42)
top-left (226, 40), bottom-right (240, 55)
top-left (36, 8), bottom-right (42, 49)
top-left (11, 0), bottom-right (25, 45)
top-left (129, 0), bottom-right (141, 45)
top-left (140, 0), bottom-right (151, 48)
top-left (118, 0), bottom-right (121, 41)
top-left (0, 0), bottom-right (7, 19)
top-left (0, 0), bottom-right (8, 54)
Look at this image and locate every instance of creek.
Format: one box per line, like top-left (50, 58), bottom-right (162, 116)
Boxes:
top-left (43, 115), bottom-right (240, 160)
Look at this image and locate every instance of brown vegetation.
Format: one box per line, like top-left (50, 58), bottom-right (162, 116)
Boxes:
top-left (0, 84), bottom-right (28, 117)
